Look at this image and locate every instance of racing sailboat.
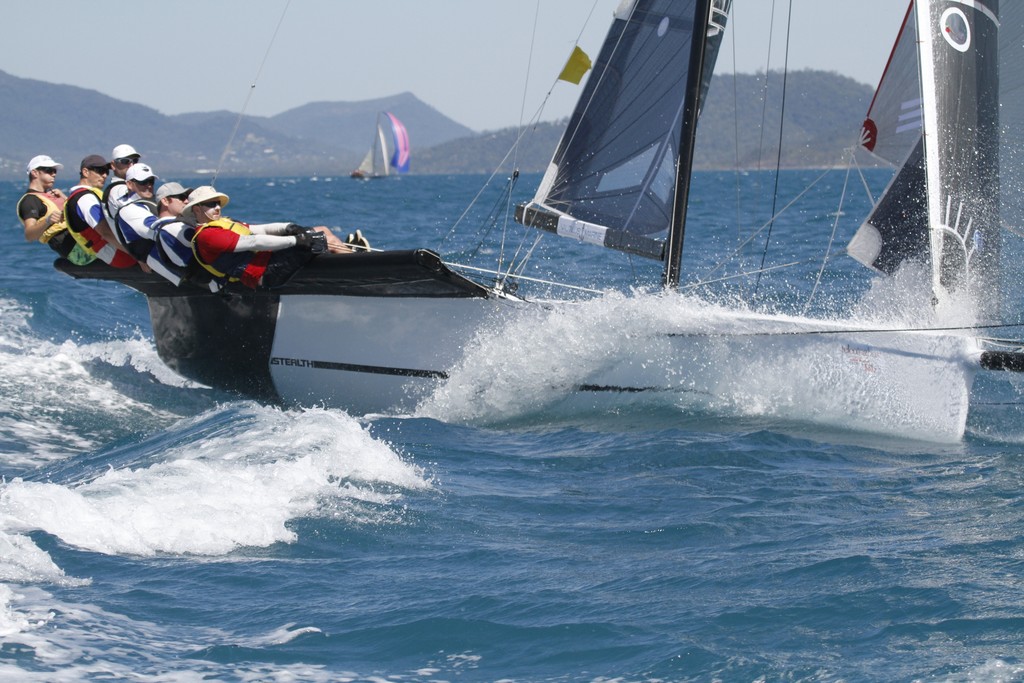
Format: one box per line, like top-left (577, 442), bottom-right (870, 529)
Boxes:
top-left (57, 0), bottom-right (1024, 441)
top-left (349, 111), bottom-right (411, 178)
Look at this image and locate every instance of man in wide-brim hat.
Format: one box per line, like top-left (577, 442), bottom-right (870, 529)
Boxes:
top-left (184, 185), bottom-right (353, 289)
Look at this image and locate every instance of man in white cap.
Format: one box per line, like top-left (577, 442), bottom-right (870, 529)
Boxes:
top-left (184, 185), bottom-right (351, 289)
top-left (103, 143), bottom-right (141, 226)
top-left (16, 154), bottom-right (68, 245)
top-left (109, 163), bottom-right (178, 282)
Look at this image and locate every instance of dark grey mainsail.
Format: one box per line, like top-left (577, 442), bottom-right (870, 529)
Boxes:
top-left (516, 0), bottom-right (730, 285)
top-left (918, 0), bottom-right (1001, 312)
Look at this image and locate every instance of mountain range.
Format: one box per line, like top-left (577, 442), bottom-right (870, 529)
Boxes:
top-left (0, 68), bottom-right (876, 180)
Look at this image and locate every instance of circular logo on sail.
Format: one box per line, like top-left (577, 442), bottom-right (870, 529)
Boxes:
top-left (860, 118), bottom-right (878, 152)
top-left (940, 7), bottom-right (971, 52)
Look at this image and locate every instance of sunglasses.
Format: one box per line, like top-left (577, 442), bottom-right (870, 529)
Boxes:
top-left (199, 200), bottom-right (222, 209)
top-left (88, 166), bottom-right (109, 175)
top-left (133, 178), bottom-right (156, 187)
top-left (113, 157), bottom-right (138, 166)
top-left (37, 167), bottom-right (57, 175)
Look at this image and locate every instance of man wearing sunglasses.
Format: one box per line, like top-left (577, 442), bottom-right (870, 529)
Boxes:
top-left (109, 163), bottom-right (177, 282)
top-left (102, 143), bottom-right (141, 227)
top-left (64, 154), bottom-right (137, 269)
top-left (184, 185), bottom-right (351, 289)
top-left (16, 154), bottom-right (70, 248)
top-left (148, 180), bottom-right (220, 291)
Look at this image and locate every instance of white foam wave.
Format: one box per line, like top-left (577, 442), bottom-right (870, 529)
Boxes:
top-left (65, 335), bottom-right (203, 389)
top-left (0, 531), bottom-right (85, 586)
top-left (0, 585), bottom-right (341, 681)
top-left (0, 402), bottom-right (423, 677)
top-left (1, 404), bottom-right (428, 560)
top-left (0, 298), bottom-right (199, 468)
top-left (418, 289), bottom-right (980, 441)
top-left (244, 622), bottom-right (324, 646)
top-left (0, 585), bottom-right (53, 640)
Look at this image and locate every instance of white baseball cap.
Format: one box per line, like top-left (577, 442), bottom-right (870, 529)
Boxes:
top-left (126, 163), bottom-right (157, 183)
top-left (27, 154), bottom-right (63, 172)
top-left (111, 144), bottom-right (140, 160)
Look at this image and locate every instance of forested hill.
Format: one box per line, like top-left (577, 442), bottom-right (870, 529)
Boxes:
top-left (694, 69), bottom-right (876, 169)
top-left (421, 70), bottom-right (877, 174)
top-left (0, 69), bottom-right (874, 178)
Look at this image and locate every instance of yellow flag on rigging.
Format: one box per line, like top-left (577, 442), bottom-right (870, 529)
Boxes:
top-left (558, 46), bottom-right (592, 84)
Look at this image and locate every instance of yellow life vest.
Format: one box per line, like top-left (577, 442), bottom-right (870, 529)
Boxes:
top-left (191, 217), bottom-right (253, 280)
top-left (17, 191), bottom-right (68, 244)
top-left (64, 186), bottom-right (104, 255)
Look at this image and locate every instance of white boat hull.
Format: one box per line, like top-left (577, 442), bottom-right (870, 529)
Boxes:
top-left (56, 253), bottom-right (993, 441)
top-left (268, 293), bottom-right (517, 413)
top-left (416, 299), bottom-right (981, 442)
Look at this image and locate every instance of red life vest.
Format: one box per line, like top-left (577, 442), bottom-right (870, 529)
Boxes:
top-left (192, 218), bottom-right (272, 288)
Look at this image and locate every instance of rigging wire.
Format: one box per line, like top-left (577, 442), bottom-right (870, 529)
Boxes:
top-left (692, 165), bottom-right (836, 285)
top-left (752, 0), bottom-right (793, 297)
top-left (212, 0), bottom-right (292, 185)
top-left (493, 0), bottom-right (545, 280)
top-left (729, 7), bottom-right (743, 251)
top-left (753, 2), bottom-right (778, 177)
top-left (802, 147), bottom-right (856, 314)
top-left (442, 0), bottom-right (608, 286)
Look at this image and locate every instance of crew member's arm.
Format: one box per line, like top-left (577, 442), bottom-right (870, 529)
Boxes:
top-left (18, 194), bottom-right (59, 242)
top-left (22, 214), bottom-right (58, 242)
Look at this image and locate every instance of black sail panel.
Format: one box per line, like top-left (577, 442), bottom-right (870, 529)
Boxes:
top-left (848, 139), bottom-right (930, 274)
top-left (920, 0), bottom-right (1001, 311)
top-left (519, 0), bottom-right (729, 264)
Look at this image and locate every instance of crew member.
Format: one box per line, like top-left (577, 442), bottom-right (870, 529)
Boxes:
top-left (149, 180), bottom-right (217, 290)
top-left (16, 155), bottom-right (77, 257)
top-left (111, 163), bottom-right (176, 280)
top-left (103, 143), bottom-right (141, 225)
top-left (185, 185), bottom-right (351, 289)
top-left (64, 154), bottom-right (138, 268)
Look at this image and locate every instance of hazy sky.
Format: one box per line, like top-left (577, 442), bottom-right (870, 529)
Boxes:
top-left (1, 1), bottom-right (908, 132)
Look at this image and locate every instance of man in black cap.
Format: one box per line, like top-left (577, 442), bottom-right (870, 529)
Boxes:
top-left (63, 154), bottom-right (138, 268)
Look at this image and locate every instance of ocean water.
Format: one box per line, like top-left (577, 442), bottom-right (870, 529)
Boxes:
top-left (3, 170), bottom-right (1024, 682)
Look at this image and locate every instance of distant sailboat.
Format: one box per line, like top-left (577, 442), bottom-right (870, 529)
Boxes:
top-left (350, 111), bottom-right (410, 179)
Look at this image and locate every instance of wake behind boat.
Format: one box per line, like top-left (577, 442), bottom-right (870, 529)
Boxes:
top-left (56, 0), bottom-right (1024, 442)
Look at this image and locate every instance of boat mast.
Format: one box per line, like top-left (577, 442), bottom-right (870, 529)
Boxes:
top-left (914, 0), bottom-right (944, 303)
top-left (663, 0), bottom-right (715, 288)
top-left (914, 0), bottom-right (1001, 313)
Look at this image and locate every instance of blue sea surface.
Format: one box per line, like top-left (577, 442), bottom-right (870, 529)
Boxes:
top-left (2, 171), bottom-right (1024, 682)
